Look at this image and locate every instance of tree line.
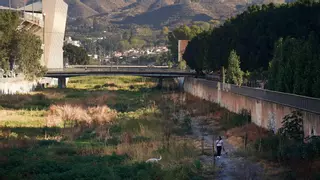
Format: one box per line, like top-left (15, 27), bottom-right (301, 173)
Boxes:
top-left (182, 0), bottom-right (320, 98)
top-left (0, 11), bottom-right (45, 80)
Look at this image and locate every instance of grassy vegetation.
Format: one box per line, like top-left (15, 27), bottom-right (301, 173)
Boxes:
top-left (0, 76), bottom-right (204, 180)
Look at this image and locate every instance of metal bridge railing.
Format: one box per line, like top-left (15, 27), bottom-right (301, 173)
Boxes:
top-left (20, 12), bottom-right (43, 27)
top-left (47, 68), bottom-right (192, 73)
top-left (195, 79), bottom-right (320, 115)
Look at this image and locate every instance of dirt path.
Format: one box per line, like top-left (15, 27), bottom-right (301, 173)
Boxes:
top-left (191, 119), bottom-right (266, 180)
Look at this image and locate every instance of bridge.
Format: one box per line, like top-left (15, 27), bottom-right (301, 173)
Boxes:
top-left (45, 67), bottom-right (196, 88)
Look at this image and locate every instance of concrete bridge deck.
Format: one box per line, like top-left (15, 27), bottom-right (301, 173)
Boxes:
top-left (45, 68), bottom-right (195, 78)
top-left (45, 68), bottom-right (196, 88)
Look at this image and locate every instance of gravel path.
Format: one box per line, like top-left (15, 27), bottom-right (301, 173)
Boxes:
top-left (191, 120), bottom-right (266, 180)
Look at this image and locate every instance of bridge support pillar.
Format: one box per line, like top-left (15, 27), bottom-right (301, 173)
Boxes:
top-left (157, 78), bottom-right (163, 89)
top-left (58, 77), bottom-right (66, 89)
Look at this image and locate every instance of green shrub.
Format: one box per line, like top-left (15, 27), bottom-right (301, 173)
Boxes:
top-left (220, 109), bottom-right (251, 130)
top-left (53, 146), bottom-right (77, 156)
top-left (113, 103), bottom-right (129, 112)
top-left (77, 129), bottom-right (96, 140)
top-left (254, 111), bottom-right (320, 167)
top-left (38, 140), bottom-right (60, 146)
top-left (109, 124), bottom-right (122, 135)
top-left (254, 134), bottom-right (281, 161)
top-left (93, 85), bottom-right (102, 89)
top-left (106, 137), bottom-right (120, 146)
top-left (182, 116), bottom-right (192, 133)
top-left (164, 164), bottom-right (203, 180)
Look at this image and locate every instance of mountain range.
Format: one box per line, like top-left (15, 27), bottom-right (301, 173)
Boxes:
top-left (0, 0), bottom-right (292, 29)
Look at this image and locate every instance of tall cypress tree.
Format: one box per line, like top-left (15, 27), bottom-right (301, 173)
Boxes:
top-left (226, 50), bottom-right (243, 86)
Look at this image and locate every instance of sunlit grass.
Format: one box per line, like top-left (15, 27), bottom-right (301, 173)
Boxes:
top-left (0, 76), bottom-right (205, 179)
top-left (67, 76), bottom-right (156, 90)
top-left (0, 109), bottom-right (46, 127)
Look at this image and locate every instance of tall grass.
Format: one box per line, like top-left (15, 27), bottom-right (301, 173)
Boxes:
top-left (0, 76), bottom-right (205, 180)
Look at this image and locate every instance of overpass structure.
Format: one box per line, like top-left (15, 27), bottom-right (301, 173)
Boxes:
top-left (45, 68), bottom-right (196, 88)
top-left (0, 0), bottom-right (68, 69)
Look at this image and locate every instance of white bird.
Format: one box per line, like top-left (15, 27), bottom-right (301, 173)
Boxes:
top-left (145, 156), bottom-right (162, 163)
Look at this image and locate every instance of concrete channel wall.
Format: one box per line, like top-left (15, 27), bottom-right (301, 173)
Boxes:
top-left (0, 77), bottom-right (61, 95)
top-left (0, 78), bottom-right (38, 94)
top-left (184, 78), bottom-right (320, 137)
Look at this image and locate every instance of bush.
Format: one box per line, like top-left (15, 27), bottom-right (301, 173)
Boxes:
top-left (109, 124), bottom-right (122, 135)
top-left (106, 137), bottom-right (120, 146)
top-left (182, 116), bottom-right (192, 133)
top-left (53, 146), bottom-right (77, 156)
top-left (254, 111), bottom-right (320, 180)
top-left (38, 140), bottom-right (60, 146)
top-left (77, 129), bottom-right (96, 140)
top-left (220, 109), bottom-right (251, 130)
top-left (93, 85), bottom-right (102, 89)
top-left (254, 134), bottom-right (281, 161)
top-left (164, 163), bottom-right (203, 180)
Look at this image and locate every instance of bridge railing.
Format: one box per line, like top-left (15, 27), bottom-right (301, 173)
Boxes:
top-left (47, 68), bottom-right (192, 73)
top-left (21, 12), bottom-right (43, 27)
top-left (193, 78), bottom-right (320, 114)
top-left (67, 65), bottom-right (170, 69)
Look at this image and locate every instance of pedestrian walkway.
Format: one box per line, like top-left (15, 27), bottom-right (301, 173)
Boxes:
top-left (191, 119), bottom-right (265, 180)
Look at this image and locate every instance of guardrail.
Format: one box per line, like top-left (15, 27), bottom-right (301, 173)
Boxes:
top-left (194, 78), bottom-right (320, 115)
top-left (67, 65), bottom-right (170, 69)
top-left (47, 68), bottom-right (192, 73)
top-left (21, 12), bottom-right (43, 27)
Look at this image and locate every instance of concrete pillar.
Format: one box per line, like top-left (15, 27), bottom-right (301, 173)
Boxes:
top-left (157, 78), bottom-right (163, 89)
top-left (58, 77), bottom-right (66, 88)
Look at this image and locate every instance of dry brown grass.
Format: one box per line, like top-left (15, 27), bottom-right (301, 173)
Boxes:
top-left (46, 104), bottom-right (116, 127)
top-left (0, 94), bottom-right (44, 109)
top-left (32, 90), bottom-right (67, 100)
top-left (224, 123), bottom-right (270, 149)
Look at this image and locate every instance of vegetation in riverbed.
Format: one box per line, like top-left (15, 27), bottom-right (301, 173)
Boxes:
top-left (0, 76), bottom-right (204, 180)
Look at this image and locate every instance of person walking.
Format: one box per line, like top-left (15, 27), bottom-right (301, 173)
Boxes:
top-left (215, 136), bottom-right (224, 158)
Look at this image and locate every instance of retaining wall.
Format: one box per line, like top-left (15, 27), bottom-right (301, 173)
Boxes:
top-left (184, 78), bottom-right (320, 137)
top-left (0, 77), bottom-right (64, 95)
top-left (0, 78), bottom-right (38, 94)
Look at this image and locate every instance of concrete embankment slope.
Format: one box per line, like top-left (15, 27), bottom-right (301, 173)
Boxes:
top-left (0, 77), bottom-right (38, 94)
top-left (184, 78), bottom-right (320, 137)
top-left (0, 77), bottom-right (63, 95)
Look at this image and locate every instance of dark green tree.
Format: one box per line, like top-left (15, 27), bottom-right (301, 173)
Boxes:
top-left (15, 31), bottom-right (46, 80)
top-left (0, 10), bottom-right (46, 79)
top-left (63, 44), bottom-right (90, 65)
top-left (183, 31), bottom-right (210, 75)
top-left (278, 111), bottom-right (304, 142)
top-left (184, 1), bottom-right (320, 72)
top-left (168, 25), bottom-right (205, 63)
top-left (226, 50), bottom-right (243, 86)
top-left (268, 33), bottom-right (320, 98)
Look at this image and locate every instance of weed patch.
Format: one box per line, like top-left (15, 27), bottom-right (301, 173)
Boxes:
top-left (0, 76), bottom-right (205, 179)
top-left (220, 109), bottom-right (251, 130)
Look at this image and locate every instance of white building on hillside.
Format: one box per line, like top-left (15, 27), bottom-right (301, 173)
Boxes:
top-left (65, 37), bottom-right (82, 47)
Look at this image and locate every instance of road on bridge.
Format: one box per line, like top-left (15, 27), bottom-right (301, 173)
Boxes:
top-left (45, 68), bottom-right (196, 78)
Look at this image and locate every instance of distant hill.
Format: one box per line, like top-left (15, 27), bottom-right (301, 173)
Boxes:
top-left (119, 3), bottom-right (214, 28)
top-left (0, 0), bottom-right (293, 30)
